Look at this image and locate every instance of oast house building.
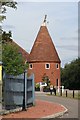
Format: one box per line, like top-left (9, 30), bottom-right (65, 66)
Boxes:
top-left (28, 18), bottom-right (61, 87)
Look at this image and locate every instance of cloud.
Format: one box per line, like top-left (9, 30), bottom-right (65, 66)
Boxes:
top-left (57, 45), bottom-right (78, 51)
top-left (16, 0), bottom-right (79, 2)
top-left (61, 56), bottom-right (78, 68)
top-left (2, 25), bottom-right (15, 30)
top-left (60, 37), bottom-right (78, 41)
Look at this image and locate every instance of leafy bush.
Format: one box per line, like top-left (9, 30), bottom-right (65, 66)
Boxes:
top-left (43, 86), bottom-right (50, 92)
top-left (42, 73), bottom-right (50, 86)
top-left (35, 83), bottom-right (40, 91)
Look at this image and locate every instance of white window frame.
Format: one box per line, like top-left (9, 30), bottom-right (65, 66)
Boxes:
top-left (45, 63), bottom-right (50, 69)
top-left (56, 63), bottom-right (59, 69)
top-left (29, 64), bottom-right (33, 69)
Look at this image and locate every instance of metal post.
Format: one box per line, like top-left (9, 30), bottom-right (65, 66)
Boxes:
top-left (50, 90), bottom-right (52, 95)
top-left (60, 88), bottom-right (62, 96)
top-left (22, 70), bottom-right (27, 111)
top-left (66, 90), bottom-right (67, 97)
top-left (55, 89), bottom-right (56, 96)
top-left (73, 90), bottom-right (74, 98)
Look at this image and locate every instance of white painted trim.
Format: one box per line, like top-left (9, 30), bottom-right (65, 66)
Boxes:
top-left (41, 22), bottom-right (46, 26)
top-left (29, 64), bottom-right (33, 69)
top-left (56, 63), bottom-right (59, 69)
top-left (45, 63), bottom-right (50, 69)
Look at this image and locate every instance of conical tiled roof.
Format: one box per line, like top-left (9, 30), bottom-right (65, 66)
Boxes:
top-left (28, 25), bottom-right (60, 63)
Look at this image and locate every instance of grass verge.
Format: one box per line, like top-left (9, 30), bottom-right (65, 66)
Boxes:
top-left (47, 91), bottom-right (80, 100)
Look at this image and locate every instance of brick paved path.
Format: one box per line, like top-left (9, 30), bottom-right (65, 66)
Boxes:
top-left (35, 92), bottom-right (78, 118)
top-left (2, 100), bottom-right (66, 119)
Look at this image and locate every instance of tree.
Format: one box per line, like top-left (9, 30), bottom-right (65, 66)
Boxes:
top-left (0, 1), bottom-right (28, 75)
top-left (2, 30), bottom-right (29, 75)
top-left (0, 0), bottom-right (17, 38)
top-left (0, 0), bottom-right (17, 60)
top-left (0, 0), bottom-right (17, 22)
top-left (2, 43), bottom-right (28, 75)
top-left (2, 31), bottom-right (12, 44)
top-left (2, 31), bottom-right (28, 75)
top-left (61, 58), bottom-right (80, 90)
top-left (0, 30), bottom-right (12, 61)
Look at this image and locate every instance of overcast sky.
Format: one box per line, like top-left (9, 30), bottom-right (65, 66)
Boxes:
top-left (2, 1), bottom-right (78, 67)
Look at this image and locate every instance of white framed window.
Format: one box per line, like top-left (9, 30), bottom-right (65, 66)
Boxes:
top-left (56, 63), bottom-right (59, 69)
top-left (45, 63), bottom-right (50, 69)
top-left (29, 64), bottom-right (33, 69)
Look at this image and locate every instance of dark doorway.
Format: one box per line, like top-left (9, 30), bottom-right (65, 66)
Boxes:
top-left (56, 79), bottom-right (58, 86)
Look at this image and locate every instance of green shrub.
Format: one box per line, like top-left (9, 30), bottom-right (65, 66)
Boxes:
top-left (35, 83), bottom-right (40, 88)
top-left (35, 83), bottom-right (40, 91)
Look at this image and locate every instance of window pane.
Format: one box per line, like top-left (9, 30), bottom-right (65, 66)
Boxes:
top-left (29, 64), bottom-right (32, 69)
top-left (46, 64), bottom-right (49, 68)
top-left (45, 64), bottom-right (50, 69)
top-left (56, 64), bottom-right (59, 69)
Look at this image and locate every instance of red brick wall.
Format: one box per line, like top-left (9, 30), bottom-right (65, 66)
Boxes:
top-left (28, 62), bottom-right (61, 86)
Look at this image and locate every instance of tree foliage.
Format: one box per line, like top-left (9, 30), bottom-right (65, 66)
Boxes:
top-left (42, 73), bottom-right (50, 86)
top-left (0, 0), bottom-right (17, 22)
top-left (2, 31), bottom-right (12, 43)
top-left (0, 31), bottom-right (12, 61)
top-left (61, 58), bottom-right (80, 90)
top-left (2, 43), bottom-right (27, 75)
top-left (2, 31), bottom-right (28, 75)
top-left (0, 0), bottom-right (17, 61)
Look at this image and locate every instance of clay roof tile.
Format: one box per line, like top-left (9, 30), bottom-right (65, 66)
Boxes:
top-left (29, 25), bottom-right (60, 63)
top-left (12, 41), bottom-right (29, 61)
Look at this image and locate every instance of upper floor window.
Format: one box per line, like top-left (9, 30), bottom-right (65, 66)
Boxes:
top-left (56, 63), bottom-right (59, 69)
top-left (29, 64), bottom-right (33, 69)
top-left (45, 63), bottom-right (50, 69)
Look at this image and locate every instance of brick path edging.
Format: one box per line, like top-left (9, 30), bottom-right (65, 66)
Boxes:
top-left (39, 104), bottom-right (68, 119)
top-left (0, 107), bottom-right (22, 115)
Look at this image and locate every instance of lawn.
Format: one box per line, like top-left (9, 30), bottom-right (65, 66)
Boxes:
top-left (47, 90), bottom-right (80, 100)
